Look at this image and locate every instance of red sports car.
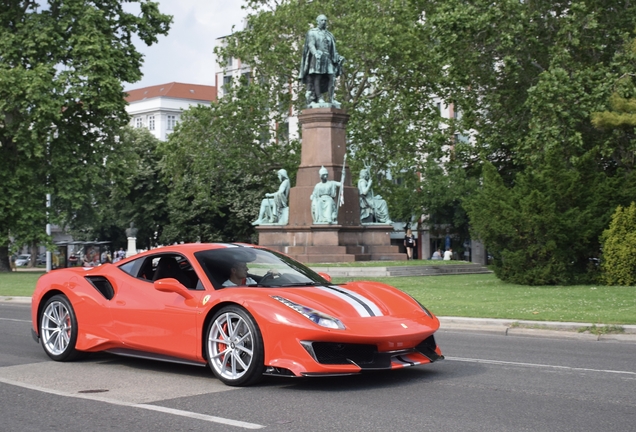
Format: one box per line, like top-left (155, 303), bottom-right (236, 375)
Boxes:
top-left (31, 243), bottom-right (443, 386)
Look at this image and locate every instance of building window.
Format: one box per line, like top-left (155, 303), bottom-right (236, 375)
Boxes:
top-left (223, 75), bottom-right (232, 91)
top-left (135, 117), bottom-right (143, 128)
top-left (148, 115), bottom-right (155, 131)
top-left (167, 115), bottom-right (177, 130)
top-left (242, 72), bottom-right (251, 85)
top-left (436, 102), bottom-right (441, 114)
top-left (227, 56), bottom-right (234, 67)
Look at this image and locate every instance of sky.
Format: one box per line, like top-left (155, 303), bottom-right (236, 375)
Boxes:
top-left (124, 0), bottom-right (248, 91)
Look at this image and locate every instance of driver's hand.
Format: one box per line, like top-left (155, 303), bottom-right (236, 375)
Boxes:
top-left (266, 269), bottom-right (280, 276)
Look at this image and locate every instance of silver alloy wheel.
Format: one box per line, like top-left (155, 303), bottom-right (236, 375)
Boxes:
top-left (208, 311), bottom-right (255, 382)
top-left (41, 300), bottom-right (72, 356)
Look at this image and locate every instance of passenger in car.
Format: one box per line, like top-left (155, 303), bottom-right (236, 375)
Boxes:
top-left (222, 260), bottom-right (257, 287)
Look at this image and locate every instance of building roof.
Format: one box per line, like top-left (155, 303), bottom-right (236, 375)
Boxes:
top-left (125, 82), bottom-right (217, 103)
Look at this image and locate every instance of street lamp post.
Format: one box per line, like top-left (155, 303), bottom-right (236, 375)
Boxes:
top-left (46, 193), bottom-right (51, 272)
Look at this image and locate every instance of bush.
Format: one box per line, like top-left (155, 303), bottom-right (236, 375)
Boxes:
top-left (600, 203), bottom-right (636, 286)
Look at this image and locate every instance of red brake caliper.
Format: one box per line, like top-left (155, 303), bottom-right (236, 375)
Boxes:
top-left (218, 322), bottom-right (229, 360)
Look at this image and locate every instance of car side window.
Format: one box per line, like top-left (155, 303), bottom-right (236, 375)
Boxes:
top-left (118, 258), bottom-right (144, 278)
top-left (119, 253), bottom-right (202, 290)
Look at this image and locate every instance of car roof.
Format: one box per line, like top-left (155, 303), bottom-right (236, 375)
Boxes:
top-left (116, 243), bottom-right (254, 262)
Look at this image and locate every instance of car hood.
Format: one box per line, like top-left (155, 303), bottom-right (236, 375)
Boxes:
top-left (261, 281), bottom-right (428, 320)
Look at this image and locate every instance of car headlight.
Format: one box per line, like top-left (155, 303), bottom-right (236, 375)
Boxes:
top-left (271, 296), bottom-right (345, 330)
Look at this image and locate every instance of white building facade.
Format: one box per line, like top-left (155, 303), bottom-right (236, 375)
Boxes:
top-left (125, 82), bottom-right (217, 141)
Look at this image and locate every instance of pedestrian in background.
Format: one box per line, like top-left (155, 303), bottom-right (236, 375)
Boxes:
top-left (443, 248), bottom-right (453, 261)
top-left (404, 228), bottom-right (416, 260)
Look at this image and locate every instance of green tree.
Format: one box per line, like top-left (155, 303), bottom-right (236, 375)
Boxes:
top-left (68, 127), bottom-right (168, 251)
top-left (0, 1), bottom-right (171, 271)
top-left (590, 33), bottom-right (636, 169)
top-left (600, 202), bottom-right (636, 285)
top-left (158, 82), bottom-right (300, 243)
top-left (423, 0), bottom-right (636, 283)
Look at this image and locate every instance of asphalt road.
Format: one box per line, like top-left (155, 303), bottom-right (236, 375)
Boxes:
top-left (1, 302), bottom-right (635, 432)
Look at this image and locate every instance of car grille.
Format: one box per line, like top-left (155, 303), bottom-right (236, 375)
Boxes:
top-left (310, 342), bottom-right (377, 365)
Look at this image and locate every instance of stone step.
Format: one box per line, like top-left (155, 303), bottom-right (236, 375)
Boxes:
top-left (293, 254), bottom-right (358, 263)
top-left (388, 264), bottom-right (492, 276)
top-left (310, 263), bottom-right (492, 277)
top-left (370, 253), bottom-right (408, 261)
top-left (366, 245), bottom-right (402, 254)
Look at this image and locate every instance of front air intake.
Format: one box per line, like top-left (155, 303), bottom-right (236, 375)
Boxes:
top-left (310, 342), bottom-right (377, 365)
top-left (415, 335), bottom-right (443, 362)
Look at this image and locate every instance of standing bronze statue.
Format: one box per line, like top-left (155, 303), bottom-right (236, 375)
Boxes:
top-left (299, 14), bottom-right (345, 108)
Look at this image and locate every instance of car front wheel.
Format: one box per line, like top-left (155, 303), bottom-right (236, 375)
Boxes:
top-left (206, 305), bottom-right (264, 386)
top-left (39, 294), bottom-right (80, 361)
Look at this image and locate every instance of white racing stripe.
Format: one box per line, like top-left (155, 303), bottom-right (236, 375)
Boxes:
top-left (0, 377), bottom-right (265, 429)
top-left (446, 356), bottom-right (636, 376)
top-left (318, 286), bottom-right (384, 317)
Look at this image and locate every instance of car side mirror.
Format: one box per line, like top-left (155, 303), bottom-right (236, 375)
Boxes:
top-left (154, 278), bottom-right (194, 300)
top-left (318, 272), bottom-right (332, 282)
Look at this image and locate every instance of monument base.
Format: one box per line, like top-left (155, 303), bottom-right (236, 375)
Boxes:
top-left (257, 225), bottom-right (404, 263)
top-left (126, 237), bottom-right (137, 258)
top-left (255, 107), bottom-right (404, 263)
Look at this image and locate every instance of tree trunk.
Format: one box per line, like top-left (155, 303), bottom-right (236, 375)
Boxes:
top-left (0, 246), bottom-right (11, 272)
top-left (29, 243), bottom-right (38, 268)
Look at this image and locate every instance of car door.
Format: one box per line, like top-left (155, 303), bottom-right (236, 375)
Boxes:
top-left (109, 253), bottom-right (204, 359)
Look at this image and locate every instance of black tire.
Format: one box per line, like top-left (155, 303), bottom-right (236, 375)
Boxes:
top-left (206, 305), bottom-right (265, 386)
top-left (39, 294), bottom-right (80, 361)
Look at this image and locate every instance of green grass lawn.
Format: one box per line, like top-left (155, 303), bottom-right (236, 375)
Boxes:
top-left (334, 273), bottom-right (636, 325)
top-left (2, 270), bottom-right (634, 325)
top-left (0, 271), bottom-right (44, 297)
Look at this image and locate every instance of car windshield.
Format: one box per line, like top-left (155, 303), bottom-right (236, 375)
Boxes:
top-left (194, 247), bottom-right (330, 289)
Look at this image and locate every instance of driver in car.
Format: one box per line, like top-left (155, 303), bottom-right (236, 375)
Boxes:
top-left (222, 260), bottom-right (257, 287)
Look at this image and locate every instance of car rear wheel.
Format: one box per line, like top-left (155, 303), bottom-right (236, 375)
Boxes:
top-left (206, 305), bottom-right (264, 386)
top-left (40, 294), bottom-right (80, 361)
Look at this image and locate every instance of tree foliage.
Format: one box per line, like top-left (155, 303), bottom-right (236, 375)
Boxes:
top-left (158, 82), bottom-right (300, 243)
top-left (422, 0), bottom-right (636, 283)
top-left (600, 202), bottom-right (636, 286)
top-left (0, 0), bottom-right (171, 271)
top-left (68, 127), bottom-right (168, 251)
top-left (591, 35), bottom-right (636, 130)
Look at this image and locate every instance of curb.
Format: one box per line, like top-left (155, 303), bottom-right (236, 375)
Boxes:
top-left (0, 296), bottom-right (31, 304)
top-left (438, 316), bottom-right (636, 343)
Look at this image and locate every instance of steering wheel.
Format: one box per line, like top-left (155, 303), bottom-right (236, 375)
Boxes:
top-left (259, 271), bottom-right (280, 286)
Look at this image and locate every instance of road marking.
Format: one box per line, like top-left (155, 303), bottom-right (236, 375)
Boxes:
top-left (0, 377), bottom-right (264, 429)
top-left (0, 317), bottom-right (30, 323)
top-left (446, 356), bottom-right (636, 376)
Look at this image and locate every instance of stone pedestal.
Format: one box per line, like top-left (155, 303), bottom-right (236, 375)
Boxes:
top-left (257, 107), bottom-right (403, 263)
top-left (419, 229), bottom-right (431, 260)
top-left (126, 237), bottom-right (137, 258)
top-left (471, 239), bottom-right (488, 265)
